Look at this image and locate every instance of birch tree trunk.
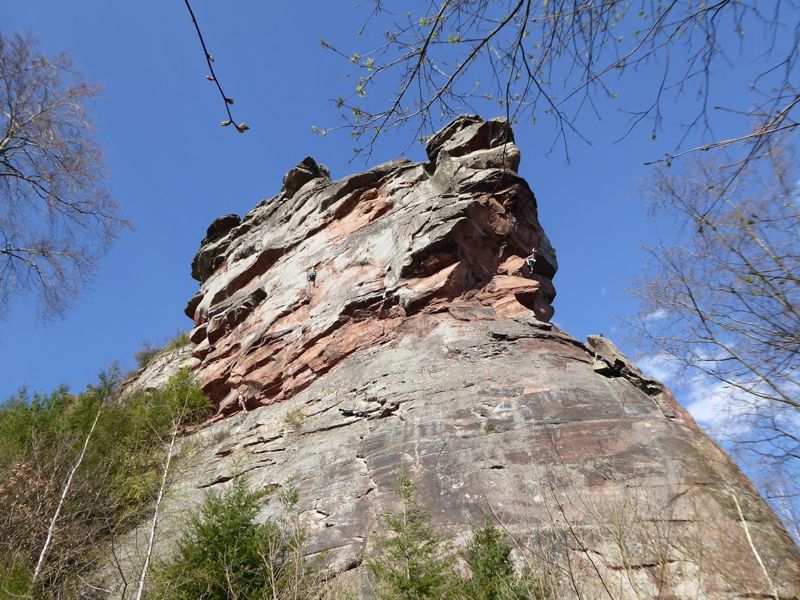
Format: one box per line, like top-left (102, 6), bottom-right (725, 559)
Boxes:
top-left (31, 386), bottom-right (111, 585)
top-left (133, 421), bottom-right (179, 600)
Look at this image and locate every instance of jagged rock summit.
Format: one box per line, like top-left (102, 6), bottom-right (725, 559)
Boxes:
top-left (185, 114), bottom-right (557, 417)
top-left (108, 116), bottom-right (798, 598)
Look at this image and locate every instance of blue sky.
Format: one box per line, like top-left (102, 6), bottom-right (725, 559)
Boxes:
top-left (0, 1), bottom-right (783, 403)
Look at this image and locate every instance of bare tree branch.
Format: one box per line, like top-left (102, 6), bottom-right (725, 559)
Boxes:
top-left (323, 1), bottom-right (799, 170)
top-left (631, 140), bottom-right (800, 466)
top-left (0, 30), bottom-right (128, 319)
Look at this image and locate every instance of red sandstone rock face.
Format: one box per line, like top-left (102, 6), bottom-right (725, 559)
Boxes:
top-left (101, 116), bottom-right (798, 598)
top-left (187, 115), bottom-right (558, 417)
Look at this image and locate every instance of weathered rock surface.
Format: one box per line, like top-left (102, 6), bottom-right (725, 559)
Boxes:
top-left (101, 116), bottom-right (799, 598)
top-left (119, 344), bottom-right (197, 399)
top-left (185, 114), bottom-right (557, 418)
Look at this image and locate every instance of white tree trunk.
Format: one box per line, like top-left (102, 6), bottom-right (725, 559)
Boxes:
top-left (133, 421), bottom-right (179, 600)
top-left (32, 395), bottom-right (106, 584)
top-left (730, 489), bottom-right (780, 600)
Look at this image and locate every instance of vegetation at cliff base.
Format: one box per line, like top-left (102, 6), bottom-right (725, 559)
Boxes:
top-left (153, 477), bottom-right (310, 600)
top-left (149, 473), bottom-right (550, 599)
top-left (0, 369), bottom-right (211, 598)
top-left (368, 476), bottom-right (550, 600)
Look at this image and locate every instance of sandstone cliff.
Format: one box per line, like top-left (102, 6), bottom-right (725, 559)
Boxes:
top-left (106, 116), bottom-right (799, 598)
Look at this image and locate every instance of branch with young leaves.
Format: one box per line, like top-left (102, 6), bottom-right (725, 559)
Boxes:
top-left (321, 0), bottom-right (798, 170)
top-left (182, 0), bottom-right (250, 133)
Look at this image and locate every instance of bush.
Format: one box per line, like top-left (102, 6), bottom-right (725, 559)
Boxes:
top-left (154, 477), bottom-right (308, 600)
top-left (165, 331), bottom-right (191, 351)
top-left (134, 341), bottom-right (161, 370)
top-left (0, 369), bottom-right (212, 597)
top-left (134, 331), bottom-right (191, 370)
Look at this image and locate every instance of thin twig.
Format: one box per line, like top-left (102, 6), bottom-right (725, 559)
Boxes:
top-left (181, 0), bottom-right (248, 132)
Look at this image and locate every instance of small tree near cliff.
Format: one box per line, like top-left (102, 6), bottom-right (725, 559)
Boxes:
top-left (368, 476), bottom-right (456, 599)
top-left (155, 476), bottom-right (312, 600)
top-left (463, 521), bottom-right (549, 600)
top-left (0, 30), bottom-right (126, 318)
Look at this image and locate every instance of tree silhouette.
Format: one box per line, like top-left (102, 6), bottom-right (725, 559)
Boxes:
top-left (0, 31), bottom-right (127, 318)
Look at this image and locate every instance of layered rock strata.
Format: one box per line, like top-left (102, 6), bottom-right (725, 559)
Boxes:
top-left (186, 115), bottom-right (557, 417)
top-left (105, 116), bottom-right (799, 599)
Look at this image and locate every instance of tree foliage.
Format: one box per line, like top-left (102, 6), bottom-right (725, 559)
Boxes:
top-left (0, 369), bottom-right (211, 597)
top-left (0, 30), bottom-right (126, 318)
top-left (155, 477), bottom-right (281, 600)
top-left (154, 477), bottom-right (313, 600)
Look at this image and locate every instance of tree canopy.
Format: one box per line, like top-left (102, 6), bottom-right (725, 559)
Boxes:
top-left (323, 0), bottom-right (798, 169)
top-left (0, 31), bottom-right (126, 318)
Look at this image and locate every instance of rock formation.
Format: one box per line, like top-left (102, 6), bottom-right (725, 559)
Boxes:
top-left (105, 116), bottom-right (799, 598)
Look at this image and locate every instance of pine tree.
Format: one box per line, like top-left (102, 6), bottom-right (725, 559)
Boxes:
top-left (368, 476), bottom-right (456, 599)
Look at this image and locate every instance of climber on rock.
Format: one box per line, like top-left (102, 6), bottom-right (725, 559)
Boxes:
top-left (237, 389), bottom-right (248, 413)
top-left (308, 267), bottom-right (317, 287)
top-left (525, 248), bottom-right (538, 274)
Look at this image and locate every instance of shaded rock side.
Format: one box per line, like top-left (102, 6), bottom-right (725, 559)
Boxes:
top-left (102, 116), bottom-right (799, 598)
